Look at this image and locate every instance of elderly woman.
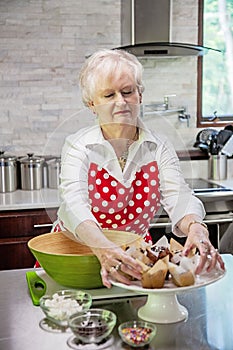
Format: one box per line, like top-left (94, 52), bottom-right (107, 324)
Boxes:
top-left (55, 49), bottom-right (224, 288)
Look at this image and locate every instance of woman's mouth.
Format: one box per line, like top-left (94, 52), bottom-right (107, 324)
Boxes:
top-left (114, 110), bottom-right (131, 116)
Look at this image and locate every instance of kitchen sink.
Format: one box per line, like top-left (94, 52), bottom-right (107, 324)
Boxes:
top-left (185, 178), bottom-right (233, 204)
top-left (185, 178), bottom-right (232, 192)
top-left (194, 188), bottom-right (232, 193)
top-left (151, 178), bottom-right (233, 249)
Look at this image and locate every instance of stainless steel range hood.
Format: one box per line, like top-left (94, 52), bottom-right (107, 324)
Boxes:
top-left (115, 0), bottom-right (220, 57)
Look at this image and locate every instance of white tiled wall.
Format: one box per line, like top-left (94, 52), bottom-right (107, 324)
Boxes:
top-left (0, 0), bottom-right (211, 159)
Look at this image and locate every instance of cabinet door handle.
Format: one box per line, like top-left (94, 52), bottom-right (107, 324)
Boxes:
top-left (203, 218), bottom-right (233, 224)
top-left (149, 222), bottom-right (172, 228)
top-left (149, 218), bottom-right (233, 229)
top-left (33, 224), bottom-right (53, 228)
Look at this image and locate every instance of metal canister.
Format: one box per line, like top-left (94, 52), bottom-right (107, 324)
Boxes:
top-left (0, 151), bottom-right (17, 193)
top-left (208, 154), bottom-right (227, 180)
top-left (20, 153), bottom-right (45, 190)
top-left (47, 157), bottom-right (61, 189)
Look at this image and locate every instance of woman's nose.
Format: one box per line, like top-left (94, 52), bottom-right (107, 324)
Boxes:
top-left (115, 92), bottom-right (126, 104)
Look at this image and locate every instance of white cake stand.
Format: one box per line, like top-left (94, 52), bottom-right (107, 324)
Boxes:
top-left (111, 269), bottom-right (225, 324)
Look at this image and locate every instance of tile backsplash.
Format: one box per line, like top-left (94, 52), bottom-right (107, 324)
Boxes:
top-left (0, 0), bottom-right (211, 156)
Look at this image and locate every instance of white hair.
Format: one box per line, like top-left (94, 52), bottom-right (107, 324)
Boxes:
top-left (79, 49), bottom-right (144, 107)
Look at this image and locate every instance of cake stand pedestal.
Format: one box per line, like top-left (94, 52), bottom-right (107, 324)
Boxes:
top-left (138, 292), bottom-right (188, 324)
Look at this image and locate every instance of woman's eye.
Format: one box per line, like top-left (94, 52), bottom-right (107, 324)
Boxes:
top-left (104, 93), bottom-right (114, 98)
top-left (122, 90), bottom-right (134, 95)
top-left (103, 89), bottom-right (135, 98)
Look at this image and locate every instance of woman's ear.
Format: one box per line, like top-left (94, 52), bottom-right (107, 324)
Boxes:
top-left (88, 101), bottom-right (96, 114)
top-left (139, 93), bottom-right (142, 104)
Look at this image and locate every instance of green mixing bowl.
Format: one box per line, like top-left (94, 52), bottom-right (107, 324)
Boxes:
top-left (28, 230), bottom-right (141, 289)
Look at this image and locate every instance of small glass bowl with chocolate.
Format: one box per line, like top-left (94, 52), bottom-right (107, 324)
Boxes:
top-left (68, 308), bottom-right (117, 344)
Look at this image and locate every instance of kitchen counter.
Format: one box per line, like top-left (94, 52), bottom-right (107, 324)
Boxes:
top-left (0, 255), bottom-right (232, 350)
top-left (0, 188), bottom-right (60, 211)
top-left (0, 178), bottom-right (233, 211)
top-left (212, 178), bottom-right (233, 189)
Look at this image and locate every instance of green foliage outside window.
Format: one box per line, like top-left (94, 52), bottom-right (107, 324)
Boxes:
top-left (202, 0), bottom-right (233, 119)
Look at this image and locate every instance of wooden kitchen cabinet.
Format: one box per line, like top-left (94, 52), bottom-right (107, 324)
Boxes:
top-left (0, 208), bottom-right (58, 270)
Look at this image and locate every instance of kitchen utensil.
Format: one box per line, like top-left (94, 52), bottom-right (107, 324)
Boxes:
top-left (20, 153), bottom-right (44, 190)
top-left (193, 128), bottom-right (218, 152)
top-left (224, 124), bottom-right (233, 132)
top-left (28, 230), bottom-right (141, 289)
top-left (46, 157), bottom-right (61, 189)
top-left (26, 271), bottom-right (47, 306)
top-left (0, 151), bottom-right (17, 193)
top-left (193, 141), bottom-right (209, 151)
top-left (196, 129), bottom-right (218, 143)
top-left (221, 135), bottom-right (233, 157)
top-left (208, 133), bottom-right (218, 155)
top-left (208, 154), bottom-right (227, 180)
top-left (216, 129), bottom-right (233, 153)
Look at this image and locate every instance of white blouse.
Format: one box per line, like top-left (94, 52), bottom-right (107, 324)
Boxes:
top-left (58, 120), bottom-right (205, 238)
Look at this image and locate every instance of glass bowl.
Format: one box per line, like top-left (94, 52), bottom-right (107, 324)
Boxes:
top-left (39, 290), bottom-right (92, 327)
top-left (68, 308), bottom-right (117, 344)
top-left (118, 320), bottom-right (156, 347)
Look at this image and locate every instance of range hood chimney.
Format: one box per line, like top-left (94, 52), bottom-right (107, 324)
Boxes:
top-left (115, 0), bottom-right (220, 57)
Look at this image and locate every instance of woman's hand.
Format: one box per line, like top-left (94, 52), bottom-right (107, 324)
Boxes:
top-left (75, 220), bottom-right (143, 288)
top-left (182, 223), bottom-right (225, 274)
top-left (92, 245), bottom-right (143, 288)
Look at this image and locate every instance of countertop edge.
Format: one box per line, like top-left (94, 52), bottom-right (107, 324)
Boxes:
top-left (177, 149), bottom-right (209, 160)
top-left (0, 188), bottom-right (60, 211)
top-left (1, 179), bottom-right (233, 211)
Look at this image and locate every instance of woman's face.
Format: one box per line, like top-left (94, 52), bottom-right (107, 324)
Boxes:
top-left (89, 68), bottom-right (141, 128)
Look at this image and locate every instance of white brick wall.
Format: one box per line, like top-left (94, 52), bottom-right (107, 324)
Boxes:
top-left (0, 0), bottom-right (202, 157)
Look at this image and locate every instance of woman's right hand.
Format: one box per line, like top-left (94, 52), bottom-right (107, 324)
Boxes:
top-left (75, 221), bottom-right (143, 288)
top-left (92, 245), bottom-right (143, 288)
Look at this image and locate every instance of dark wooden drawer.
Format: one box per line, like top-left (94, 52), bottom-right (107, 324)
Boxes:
top-left (0, 236), bottom-right (36, 269)
top-left (0, 208), bottom-right (58, 270)
top-left (0, 208), bottom-right (58, 237)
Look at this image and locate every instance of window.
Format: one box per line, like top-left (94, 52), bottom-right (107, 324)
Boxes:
top-left (197, 0), bottom-right (233, 127)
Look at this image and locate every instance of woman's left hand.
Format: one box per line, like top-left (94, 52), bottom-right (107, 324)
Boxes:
top-left (183, 228), bottom-right (225, 274)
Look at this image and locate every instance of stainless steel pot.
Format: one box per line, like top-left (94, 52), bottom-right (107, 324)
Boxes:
top-left (47, 157), bottom-right (61, 189)
top-left (20, 153), bottom-right (45, 190)
top-left (0, 151), bottom-right (17, 193)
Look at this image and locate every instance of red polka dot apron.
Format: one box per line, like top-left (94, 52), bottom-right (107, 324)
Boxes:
top-left (34, 160), bottom-right (161, 267)
top-left (88, 161), bottom-right (161, 243)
